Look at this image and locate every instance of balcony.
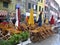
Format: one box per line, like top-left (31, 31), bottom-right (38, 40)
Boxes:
top-left (0, 0), bottom-right (11, 3)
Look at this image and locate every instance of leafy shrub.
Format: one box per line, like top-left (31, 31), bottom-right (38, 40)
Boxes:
top-left (0, 31), bottom-right (29, 45)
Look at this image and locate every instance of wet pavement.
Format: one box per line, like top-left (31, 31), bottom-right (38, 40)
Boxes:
top-left (28, 34), bottom-right (60, 45)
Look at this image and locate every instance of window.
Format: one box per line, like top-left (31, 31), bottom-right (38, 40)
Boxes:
top-left (41, 0), bottom-right (43, 3)
top-left (28, 3), bottom-right (31, 9)
top-left (45, 6), bottom-right (46, 11)
top-left (42, 8), bottom-right (43, 11)
top-left (3, 2), bottom-right (8, 8)
top-left (38, 0), bottom-right (43, 3)
top-left (32, 4), bottom-right (36, 10)
top-left (32, 4), bottom-right (34, 9)
top-left (39, 6), bottom-right (41, 11)
top-left (36, 5), bottom-right (37, 11)
top-left (45, 6), bottom-right (48, 11)
top-left (15, 5), bottom-right (16, 10)
top-left (38, 0), bottom-right (40, 1)
top-left (45, 14), bottom-right (46, 18)
top-left (17, 0), bottom-right (20, 2)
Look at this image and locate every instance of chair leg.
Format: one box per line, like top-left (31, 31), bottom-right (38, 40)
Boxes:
top-left (40, 32), bottom-right (46, 39)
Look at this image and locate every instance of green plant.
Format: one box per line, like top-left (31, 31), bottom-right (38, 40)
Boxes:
top-left (0, 39), bottom-right (12, 45)
top-left (0, 39), bottom-right (5, 45)
top-left (0, 31), bottom-right (29, 45)
top-left (9, 33), bottom-right (22, 44)
top-left (20, 31), bottom-right (29, 42)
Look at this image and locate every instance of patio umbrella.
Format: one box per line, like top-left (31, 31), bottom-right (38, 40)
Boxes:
top-left (45, 18), bottom-right (49, 24)
top-left (25, 16), bottom-right (29, 23)
top-left (50, 15), bottom-right (55, 25)
top-left (18, 8), bottom-right (21, 29)
top-left (28, 8), bottom-right (34, 25)
top-left (37, 12), bottom-right (42, 26)
top-left (15, 7), bottom-right (21, 30)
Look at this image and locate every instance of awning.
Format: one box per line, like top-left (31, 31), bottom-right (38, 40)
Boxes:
top-left (0, 16), bottom-right (6, 19)
top-left (0, 10), bottom-right (8, 16)
top-left (26, 12), bottom-right (36, 16)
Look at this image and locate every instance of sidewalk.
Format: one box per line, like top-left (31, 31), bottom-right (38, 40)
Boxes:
top-left (28, 34), bottom-right (60, 45)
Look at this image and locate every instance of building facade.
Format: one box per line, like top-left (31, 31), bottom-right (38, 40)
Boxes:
top-left (37, 0), bottom-right (45, 23)
top-left (44, 0), bottom-right (50, 19)
top-left (49, 0), bottom-right (59, 21)
top-left (58, 7), bottom-right (60, 19)
top-left (25, 0), bottom-right (37, 17)
top-left (0, 0), bottom-right (11, 14)
top-left (0, 0), bottom-right (25, 19)
top-left (45, 0), bottom-right (59, 21)
top-left (0, 0), bottom-right (16, 13)
top-left (0, 0), bottom-right (12, 22)
top-left (0, 0), bottom-right (59, 22)
top-left (0, 0), bottom-right (17, 19)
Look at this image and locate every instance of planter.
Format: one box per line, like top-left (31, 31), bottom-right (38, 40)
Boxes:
top-left (17, 38), bottom-right (31, 45)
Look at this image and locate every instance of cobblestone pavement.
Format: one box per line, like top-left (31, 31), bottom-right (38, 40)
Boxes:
top-left (28, 34), bottom-right (60, 45)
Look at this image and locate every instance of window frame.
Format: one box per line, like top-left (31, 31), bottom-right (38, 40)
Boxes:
top-left (28, 3), bottom-right (31, 9)
top-left (41, 0), bottom-right (43, 3)
top-left (39, 6), bottom-right (41, 11)
top-left (3, 2), bottom-right (8, 8)
top-left (36, 5), bottom-right (37, 11)
top-left (42, 8), bottom-right (43, 11)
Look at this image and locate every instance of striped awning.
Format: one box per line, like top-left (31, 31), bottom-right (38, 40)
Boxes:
top-left (0, 10), bottom-right (8, 16)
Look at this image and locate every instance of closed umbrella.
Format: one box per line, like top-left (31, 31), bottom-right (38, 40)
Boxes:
top-left (50, 15), bottom-right (55, 25)
top-left (15, 5), bottom-right (21, 30)
top-left (28, 8), bottom-right (34, 25)
top-left (18, 8), bottom-right (21, 29)
top-left (25, 16), bottom-right (29, 23)
top-left (38, 12), bottom-right (42, 26)
top-left (45, 18), bottom-right (49, 24)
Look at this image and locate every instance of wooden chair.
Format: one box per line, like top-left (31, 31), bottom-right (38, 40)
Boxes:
top-left (41, 27), bottom-right (50, 37)
top-left (30, 30), bottom-right (40, 42)
top-left (38, 27), bottom-right (46, 39)
top-left (44, 25), bottom-right (53, 36)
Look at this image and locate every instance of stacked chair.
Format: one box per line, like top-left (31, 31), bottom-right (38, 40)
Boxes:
top-left (30, 24), bottom-right (54, 42)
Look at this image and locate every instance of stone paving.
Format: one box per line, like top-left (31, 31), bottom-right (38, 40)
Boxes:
top-left (28, 34), bottom-right (60, 45)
